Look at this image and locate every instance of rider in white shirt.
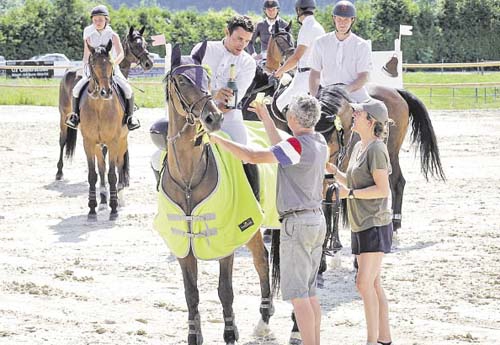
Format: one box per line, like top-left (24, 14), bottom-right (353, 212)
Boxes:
top-left (191, 15), bottom-right (256, 145)
top-left (309, 0), bottom-right (372, 102)
top-left (274, 0), bottom-right (325, 113)
top-left (66, 5), bottom-right (140, 131)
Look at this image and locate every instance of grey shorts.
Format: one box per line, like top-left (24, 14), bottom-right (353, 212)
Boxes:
top-left (280, 211), bottom-right (326, 300)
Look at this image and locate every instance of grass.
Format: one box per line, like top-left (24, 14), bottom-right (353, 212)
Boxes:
top-left (0, 72), bottom-right (499, 110)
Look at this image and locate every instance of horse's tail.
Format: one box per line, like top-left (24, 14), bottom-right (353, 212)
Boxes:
top-left (122, 150), bottom-right (130, 187)
top-left (397, 89), bottom-right (446, 181)
top-left (65, 127), bottom-right (78, 159)
top-left (270, 229), bottom-right (281, 298)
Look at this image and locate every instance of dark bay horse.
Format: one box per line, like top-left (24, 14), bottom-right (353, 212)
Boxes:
top-left (241, 21), bottom-right (294, 131)
top-left (56, 26), bottom-right (153, 207)
top-left (159, 42), bottom-right (275, 345)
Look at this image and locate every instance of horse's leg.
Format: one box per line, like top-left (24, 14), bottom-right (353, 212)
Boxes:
top-left (218, 254), bottom-right (238, 344)
top-left (82, 140), bottom-right (98, 221)
top-left (246, 230), bottom-right (274, 331)
top-left (390, 156), bottom-right (405, 234)
top-left (290, 311), bottom-right (301, 344)
top-left (116, 139), bottom-right (129, 207)
top-left (107, 155), bottom-right (118, 220)
top-left (178, 253), bottom-right (203, 345)
top-left (56, 129), bottom-right (66, 180)
top-left (97, 145), bottom-right (107, 207)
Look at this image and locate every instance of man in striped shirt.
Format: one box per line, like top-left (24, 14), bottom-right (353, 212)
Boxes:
top-left (210, 95), bottom-right (327, 345)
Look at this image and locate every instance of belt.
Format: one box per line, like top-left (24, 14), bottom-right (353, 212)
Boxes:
top-left (297, 67), bottom-right (311, 73)
top-left (279, 208), bottom-right (322, 222)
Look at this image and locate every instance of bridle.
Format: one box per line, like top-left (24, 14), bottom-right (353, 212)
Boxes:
top-left (88, 50), bottom-right (113, 96)
top-left (164, 64), bottom-right (213, 143)
top-left (160, 63), bottom-right (215, 208)
top-left (126, 33), bottom-right (150, 62)
top-left (271, 31), bottom-right (294, 62)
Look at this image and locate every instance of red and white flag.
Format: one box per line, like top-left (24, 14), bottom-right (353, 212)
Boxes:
top-left (151, 34), bottom-right (166, 46)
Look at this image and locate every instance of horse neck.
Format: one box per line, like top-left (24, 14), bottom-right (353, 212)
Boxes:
top-left (167, 107), bottom-right (206, 185)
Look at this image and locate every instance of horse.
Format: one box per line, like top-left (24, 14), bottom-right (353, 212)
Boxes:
top-left (156, 42), bottom-right (275, 345)
top-left (241, 20), bottom-right (294, 133)
top-left (56, 26), bottom-right (153, 207)
top-left (59, 40), bottom-right (128, 220)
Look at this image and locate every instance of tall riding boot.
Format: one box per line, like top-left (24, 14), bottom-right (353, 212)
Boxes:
top-left (65, 96), bottom-right (80, 129)
top-left (125, 96), bottom-right (140, 130)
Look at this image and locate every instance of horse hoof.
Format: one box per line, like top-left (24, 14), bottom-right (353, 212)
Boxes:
top-left (330, 252), bottom-right (342, 269)
top-left (109, 212), bottom-right (118, 221)
top-left (289, 332), bottom-right (302, 345)
top-left (87, 213), bottom-right (97, 222)
top-left (55, 173), bottom-right (63, 181)
top-left (253, 319), bottom-right (271, 337)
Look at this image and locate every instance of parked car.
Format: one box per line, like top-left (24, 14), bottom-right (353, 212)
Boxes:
top-left (29, 53), bottom-right (70, 63)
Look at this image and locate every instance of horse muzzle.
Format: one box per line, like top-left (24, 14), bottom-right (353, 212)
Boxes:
top-left (201, 111), bottom-right (223, 133)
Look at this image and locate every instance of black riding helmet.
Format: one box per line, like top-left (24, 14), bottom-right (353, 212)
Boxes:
top-left (263, 0), bottom-right (280, 9)
top-left (295, 0), bottom-right (316, 17)
top-left (332, 0), bottom-right (356, 18)
top-left (150, 117), bottom-right (169, 150)
top-left (90, 5), bottom-right (109, 18)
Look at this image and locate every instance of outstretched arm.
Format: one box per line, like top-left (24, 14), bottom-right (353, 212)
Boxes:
top-left (209, 134), bottom-right (277, 164)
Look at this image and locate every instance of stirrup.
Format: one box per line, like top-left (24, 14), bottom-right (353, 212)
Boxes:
top-left (127, 116), bottom-right (141, 131)
top-left (65, 113), bottom-right (79, 129)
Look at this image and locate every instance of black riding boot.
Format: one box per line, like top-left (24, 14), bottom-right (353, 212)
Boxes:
top-left (65, 96), bottom-right (80, 129)
top-left (125, 96), bottom-right (140, 131)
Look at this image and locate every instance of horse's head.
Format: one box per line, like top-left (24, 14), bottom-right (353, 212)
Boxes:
top-left (318, 85), bottom-right (355, 169)
top-left (124, 26), bottom-right (153, 71)
top-left (88, 40), bottom-right (114, 99)
top-left (266, 21), bottom-right (294, 72)
top-left (165, 41), bottom-right (223, 134)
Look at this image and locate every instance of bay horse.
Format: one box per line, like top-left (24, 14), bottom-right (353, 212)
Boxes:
top-left (157, 42), bottom-right (275, 345)
top-left (61, 40), bottom-right (127, 220)
top-left (56, 26), bottom-right (153, 207)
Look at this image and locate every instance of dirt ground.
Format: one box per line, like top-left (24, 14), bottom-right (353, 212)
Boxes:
top-left (0, 106), bottom-right (498, 345)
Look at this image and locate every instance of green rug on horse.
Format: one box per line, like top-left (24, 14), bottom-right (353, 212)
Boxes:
top-left (154, 121), bottom-right (280, 260)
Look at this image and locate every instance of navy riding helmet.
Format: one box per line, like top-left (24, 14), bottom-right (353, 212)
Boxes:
top-left (333, 0), bottom-right (357, 18)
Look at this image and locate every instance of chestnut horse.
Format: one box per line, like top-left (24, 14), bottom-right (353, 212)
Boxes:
top-left (159, 42), bottom-right (275, 345)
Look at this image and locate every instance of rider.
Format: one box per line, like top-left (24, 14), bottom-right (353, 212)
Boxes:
top-left (246, 0), bottom-right (288, 61)
top-left (191, 15), bottom-right (256, 145)
top-left (309, 0), bottom-right (372, 102)
top-left (65, 5), bottom-right (140, 131)
top-left (274, 0), bottom-right (325, 114)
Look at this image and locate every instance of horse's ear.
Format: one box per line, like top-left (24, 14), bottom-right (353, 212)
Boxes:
top-left (171, 43), bottom-right (181, 69)
top-left (274, 21), bottom-right (280, 34)
top-left (139, 26), bottom-right (145, 36)
top-left (285, 21), bottom-right (292, 32)
top-left (106, 39), bottom-right (113, 53)
top-left (129, 26), bottom-right (134, 37)
top-left (192, 40), bottom-right (207, 65)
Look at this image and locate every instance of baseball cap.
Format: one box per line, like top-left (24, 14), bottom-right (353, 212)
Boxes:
top-left (350, 99), bottom-right (388, 123)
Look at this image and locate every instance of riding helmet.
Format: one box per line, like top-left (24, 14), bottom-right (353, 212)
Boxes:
top-left (90, 5), bottom-right (110, 18)
top-left (263, 0), bottom-right (280, 9)
top-left (333, 0), bottom-right (357, 18)
top-left (150, 117), bottom-right (169, 150)
top-left (295, 0), bottom-right (316, 11)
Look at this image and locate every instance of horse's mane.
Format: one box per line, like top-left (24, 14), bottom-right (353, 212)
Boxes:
top-left (318, 85), bottom-right (352, 118)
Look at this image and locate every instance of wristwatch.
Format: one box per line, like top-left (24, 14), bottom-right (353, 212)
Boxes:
top-left (348, 189), bottom-right (355, 199)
